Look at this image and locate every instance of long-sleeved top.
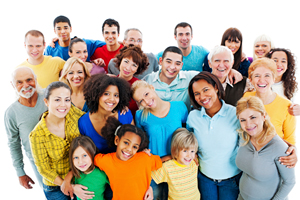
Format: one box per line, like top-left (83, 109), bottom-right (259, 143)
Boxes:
top-left (29, 105), bottom-right (84, 186)
top-left (236, 135), bottom-right (295, 200)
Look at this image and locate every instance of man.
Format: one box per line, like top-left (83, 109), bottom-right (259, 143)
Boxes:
top-left (143, 46), bottom-right (199, 110)
top-left (91, 18), bottom-right (124, 72)
top-left (4, 67), bottom-right (47, 190)
top-left (18, 30), bottom-right (65, 88)
top-left (108, 28), bottom-right (159, 79)
top-left (156, 22), bottom-right (209, 71)
top-left (44, 15), bottom-right (106, 61)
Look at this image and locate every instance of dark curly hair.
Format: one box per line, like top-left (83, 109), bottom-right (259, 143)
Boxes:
top-left (188, 71), bottom-right (225, 110)
top-left (115, 46), bottom-right (149, 75)
top-left (83, 74), bottom-right (131, 113)
top-left (266, 48), bottom-right (298, 100)
top-left (101, 116), bottom-right (149, 151)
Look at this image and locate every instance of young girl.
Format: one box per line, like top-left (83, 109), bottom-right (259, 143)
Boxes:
top-left (94, 116), bottom-right (162, 200)
top-left (69, 136), bottom-right (109, 200)
top-left (151, 128), bottom-right (200, 200)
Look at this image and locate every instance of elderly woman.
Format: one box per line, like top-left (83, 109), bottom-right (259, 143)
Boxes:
top-left (207, 45), bottom-right (253, 106)
top-left (60, 57), bottom-right (91, 112)
top-left (244, 57), bottom-right (296, 145)
top-left (235, 96), bottom-right (295, 200)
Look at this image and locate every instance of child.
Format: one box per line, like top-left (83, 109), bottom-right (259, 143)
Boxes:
top-left (151, 128), bottom-right (200, 200)
top-left (69, 136), bottom-right (109, 200)
top-left (94, 116), bottom-right (162, 200)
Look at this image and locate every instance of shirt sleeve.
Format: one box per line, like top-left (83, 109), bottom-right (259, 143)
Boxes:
top-left (151, 161), bottom-right (168, 184)
top-left (180, 102), bottom-right (188, 123)
top-left (150, 154), bottom-right (162, 171)
top-left (94, 153), bottom-right (106, 171)
top-left (282, 111), bottom-right (296, 145)
top-left (29, 131), bottom-right (59, 184)
top-left (4, 110), bottom-right (25, 177)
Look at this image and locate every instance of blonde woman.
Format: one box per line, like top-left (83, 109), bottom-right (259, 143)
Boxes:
top-left (236, 96), bottom-right (295, 200)
top-left (252, 34), bottom-right (275, 61)
top-left (60, 57), bottom-right (91, 112)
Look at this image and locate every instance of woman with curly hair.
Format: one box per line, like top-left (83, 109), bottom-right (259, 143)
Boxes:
top-left (114, 46), bottom-right (149, 116)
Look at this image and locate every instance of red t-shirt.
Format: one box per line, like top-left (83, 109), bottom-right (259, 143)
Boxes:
top-left (94, 152), bottom-right (162, 200)
top-left (91, 44), bottom-right (124, 72)
top-left (128, 77), bottom-right (139, 117)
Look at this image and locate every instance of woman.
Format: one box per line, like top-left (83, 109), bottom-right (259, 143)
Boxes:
top-left (207, 45), bottom-right (253, 106)
top-left (132, 80), bottom-right (188, 200)
top-left (78, 73), bottom-right (133, 153)
top-left (60, 57), bottom-right (90, 112)
top-left (252, 34), bottom-right (275, 61)
top-left (187, 71), bottom-right (241, 200)
top-left (69, 37), bottom-right (105, 75)
top-left (114, 46), bottom-right (149, 116)
top-left (235, 96), bottom-right (295, 200)
top-left (29, 81), bottom-right (85, 200)
top-left (244, 57), bottom-right (296, 145)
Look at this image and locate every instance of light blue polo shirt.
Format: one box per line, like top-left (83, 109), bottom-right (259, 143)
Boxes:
top-left (142, 70), bottom-right (199, 111)
top-left (156, 45), bottom-right (209, 71)
top-left (186, 100), bottom-right (241, 180)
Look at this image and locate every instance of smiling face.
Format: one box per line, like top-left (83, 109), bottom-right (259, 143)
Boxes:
top-left (54, 22), bottom-right (72, 42)
top-left (250, 66), bottom-right (274, 95)
top-left (192, 79), bottom-right (222, 116)
top-left (176, 148), bottom-right (196, 166)
top-left (271, 51), bottom-right (288, 80)
top-left (115, 131), bottom-right (141, 161)
top-left (123, 30), bottom-right (143, 48)
top-left (254, 41), bottom-right (271, 58)
top-left (13, 68), bottom-right (37, 99)
top-left (66, 63), bottom-right (86, 88)
top-left (103, 24), bottom-right (119, 46)
top-left (69, 42), bottom-right (88, 62)
top-left (133, 85), bottom-right (157, 109)
top-left (239, 108), bottom-right (265, 138)
top-left (119, 57), bottom-right (139, 80)
top-left (209, 51), bottom-right (233, 83)
top-left (225, 38), bottom-right (241, 55)
top-left (159, 52), bottom-right (183, 84)
top-left (98, 85), bottom-right (120, 112)
top-left (72, 146), bottom-right (92, 173)
top-left (175, 26), bottom-right (193, 50)
top-left (44, 87), bottom-right (71, 119)
top-left (25, 34), bottom-right (45, 63)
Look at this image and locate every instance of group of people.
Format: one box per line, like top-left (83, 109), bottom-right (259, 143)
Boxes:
top-left (5, 14), bottom-right (298, 200)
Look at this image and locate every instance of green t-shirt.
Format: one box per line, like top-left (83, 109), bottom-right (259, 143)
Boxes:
top-left (75, 167), bottom-right (109, 200)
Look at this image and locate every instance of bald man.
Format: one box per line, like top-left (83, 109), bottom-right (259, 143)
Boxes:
top-left (4, 67), bottom-right (47, 190)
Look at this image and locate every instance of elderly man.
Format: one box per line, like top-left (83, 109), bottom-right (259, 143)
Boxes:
top-left (4, 67), bottom-right (47, 189)
top-left (107, 28), bottom-right (159, 79)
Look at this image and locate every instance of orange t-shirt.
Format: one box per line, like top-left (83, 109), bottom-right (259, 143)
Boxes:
top-left (94, 152), bottom-right (162, 200)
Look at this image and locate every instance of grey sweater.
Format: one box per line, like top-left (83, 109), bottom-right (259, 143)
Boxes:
top-left (236, 135), bottom-right (295, 200)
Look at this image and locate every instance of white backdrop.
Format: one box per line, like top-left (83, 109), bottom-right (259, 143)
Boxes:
top-left (1, 0), bottom-right (299, 199)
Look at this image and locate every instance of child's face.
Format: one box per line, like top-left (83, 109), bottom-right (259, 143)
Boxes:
top-left (176, 148), bottom-right (196, 166)
top-left (115, 131), bottom-right (141, 161)
top-left (73, 146), bottom-right (92, 173)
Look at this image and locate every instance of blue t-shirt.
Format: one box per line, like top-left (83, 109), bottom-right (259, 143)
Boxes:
top-left (78, 110), bottom-right (133, 153)
top-left (44, 38), bottom-right (105, 61)
top-left (135, 101), bottom-right (188, 157)
top-left (156, 45), bottom-right (209, 71)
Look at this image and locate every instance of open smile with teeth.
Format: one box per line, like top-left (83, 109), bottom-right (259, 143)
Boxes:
top-left (122, 151), bottom-right (131, 158)
top-left (57, 109), bottom-right (67, 113)
top-left (73, 79), bottom-right (82, 84)
top-left (79, 164), bottom-right (87, 169)
top-left (105, 102), bottom-right (115, 107)
top-left (184, 158), bottom-right (192, 163)
top-left (147, 99), bottom-right (154, 107)
top-left (201, 99), bottom-right (210, 106)
top-left (167, 69), bottom-right (176, 75)
top-left (257, 84), bottom-right (267, 88)
top-left (217, 68), bottom-right (226, 72)
top-left (246, 126), bottom-right (256, 132)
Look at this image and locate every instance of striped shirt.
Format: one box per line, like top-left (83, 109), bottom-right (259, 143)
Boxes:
top-left (152, 159), bottom-right (200, 200)
top-left (29, 105), bottom-right (84, 186)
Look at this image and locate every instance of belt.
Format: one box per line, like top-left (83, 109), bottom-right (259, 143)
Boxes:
top-left (201, 172), bottom-right (241, 183)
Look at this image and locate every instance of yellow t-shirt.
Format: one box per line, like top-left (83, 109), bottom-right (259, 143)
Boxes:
top-left (17, 56), bottom-right (65, 88)
top-left (152, 159), bottom-right (200, 200)
top-left (243, 91), bottom-right (296, 145)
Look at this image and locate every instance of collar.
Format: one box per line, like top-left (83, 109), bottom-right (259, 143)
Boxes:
top-left (199, 99), bottom-right (227, 118)
top-left (153, 70), bottom-right (188, 84)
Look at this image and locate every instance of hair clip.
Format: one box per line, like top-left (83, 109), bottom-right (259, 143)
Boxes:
top-left (114, 125), bottom-right (122, 136)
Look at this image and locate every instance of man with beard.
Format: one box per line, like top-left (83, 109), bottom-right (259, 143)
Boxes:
top-left (4, 67), bottom-right (47, 190)
top-left (156, 22), bottom-right (209, 71)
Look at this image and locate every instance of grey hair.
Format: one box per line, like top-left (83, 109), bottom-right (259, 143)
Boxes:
top-left (253, 34), bottom-right (275, 60)
top-left (208, 45), bottom-right (234, 63)
top-left (124, 28), bottom-right (143, 40)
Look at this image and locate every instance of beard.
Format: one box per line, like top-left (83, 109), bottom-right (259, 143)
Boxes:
top-left (18, 86), bottom-right (36, 99)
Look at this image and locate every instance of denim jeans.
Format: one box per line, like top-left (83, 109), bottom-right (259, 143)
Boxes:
top-left (150, 179), bottom-right (168, 200)
top-left (198, 171), bottom-right (242, 200)
top-left (43, 184), bottom-right (71, 200)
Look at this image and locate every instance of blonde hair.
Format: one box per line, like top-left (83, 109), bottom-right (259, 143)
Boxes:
top-left (171, 128), bottom-right (198, 159)
top-left (131, 80), bottom-right (154, 121)
top-left (236, 96), bottom-right (276, 146)
top-left (248, 57), bottom-right (277, 80)
top-left (253, 34), bottom-right (275, 60)
top-left (59, 57), bottom-right (91, 90)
